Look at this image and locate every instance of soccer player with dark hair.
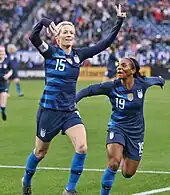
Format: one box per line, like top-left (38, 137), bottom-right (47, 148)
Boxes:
top-left (76, 57), bottom-right (165, 195)
top-left (21, 4), bottom-right (126, 195)
top-left (7, 44), bottom-right (24, 97)
top-left (0, 46), bottom-right (13, 121)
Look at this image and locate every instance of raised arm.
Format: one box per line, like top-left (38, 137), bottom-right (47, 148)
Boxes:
top-left (29, 18), bottom-right (53, 57)
top-left (144, 76), bottom-right (165, 88)
top-left (77, 5), bottom-right (126, 62)
top-left (76, 82), bottom-right (113, 103)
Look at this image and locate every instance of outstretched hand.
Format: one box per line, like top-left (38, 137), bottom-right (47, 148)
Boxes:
top-left (158, 76), bottom-right (165, 89)
top-left (115, 4), bottom-right (126, 18)
top-left (46, 22), bottom-right (58, 37)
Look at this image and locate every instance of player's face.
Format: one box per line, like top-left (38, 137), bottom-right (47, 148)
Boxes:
top-left (57, 25), bottom-right (75, 47)
top-left (9, 48), bottom-right (16, 54)
top-left (0, 47), bottom-right (6, 61)
top-left (117, 58), bottom-right (136, 79)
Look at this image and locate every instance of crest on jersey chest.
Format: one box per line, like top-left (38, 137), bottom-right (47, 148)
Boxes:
top-left (73, 55), bottom-right (80, 63)
top-left (137, 89), bottom-right (143, 99)
top-left (127, 93), bottom-right (134, 101)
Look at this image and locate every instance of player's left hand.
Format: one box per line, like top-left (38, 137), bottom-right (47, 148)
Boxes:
top-left (115, 4), bottom-right (126, 18)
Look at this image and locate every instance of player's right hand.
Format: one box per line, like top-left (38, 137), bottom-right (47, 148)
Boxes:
top-left (115, 4), bottom-right (126, 18)
top-left (3, 74), bottom-right (9, 80)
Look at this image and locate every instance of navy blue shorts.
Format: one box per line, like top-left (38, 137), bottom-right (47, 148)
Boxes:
top-left (36, 107), bottom-right (83, 142)
top-left (104, 70), bottom-right (115, 79)
top-left (9, 70), bottom-right (19, 80)
top-left (0, 82), bottom-right (8, 93)
top-left (106, 129), bottom-right (144, 161)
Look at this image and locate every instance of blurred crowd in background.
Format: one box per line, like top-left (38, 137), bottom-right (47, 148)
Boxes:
top-left (0, 0), bottom-right (36, 45)
top-left (1, 0), bottom-right (170, 69)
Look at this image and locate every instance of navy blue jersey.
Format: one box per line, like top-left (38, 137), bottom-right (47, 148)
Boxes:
top-left (7, 54), bottom-right (19, 70)
top-left (76, 77), bottom-right (165, 138)
top-left (0, 58), bottom-right (12, 82)
top-left (29, 17), bottom-right (124, 111)
top-left (107, 53), bottom-right (118, 71)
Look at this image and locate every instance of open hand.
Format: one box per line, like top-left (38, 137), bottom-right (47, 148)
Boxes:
top-left (115, 4), bottom-right (126, 18)
top-left (46, 22), bottom-right (58, 37)
top-left (3, 74), bottom-right (9, 80)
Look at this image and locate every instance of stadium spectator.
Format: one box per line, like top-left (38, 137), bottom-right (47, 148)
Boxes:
top-left (0, 0), bottom-right (37, 46)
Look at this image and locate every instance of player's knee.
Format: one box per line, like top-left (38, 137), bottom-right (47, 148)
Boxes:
top-left (122, 171), bottom-right (135, 178)
top-left (108, 158), bottom-right (120, 171)
top-left (14, 78), bottom-right (20, 83)
top-left (34, 148), bottom-right (48, 159)
top-left (76, 143), bottom-right (87, 154)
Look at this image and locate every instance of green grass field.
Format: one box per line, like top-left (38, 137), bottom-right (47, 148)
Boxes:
top-left (0, 80), bottom-right (170, 195)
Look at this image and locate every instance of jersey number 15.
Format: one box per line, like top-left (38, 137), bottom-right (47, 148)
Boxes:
top-left (55, 59), bottom-right (66, 71)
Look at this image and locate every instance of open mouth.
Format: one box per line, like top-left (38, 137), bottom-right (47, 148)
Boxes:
top-left (117, 71), bottom-right (123, 74)
top-left (117, 71), bottom-right (124, 77)
top-left (65, 39), bottom-right (72, 41)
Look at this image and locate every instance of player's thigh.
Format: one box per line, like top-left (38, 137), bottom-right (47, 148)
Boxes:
top-left (106, 129), bottom-right (125, 169)
top-left (63, 110), bottom-right (86, 153)
top-left (122, 157), bottom-right (140, 178)
top-left (34, 136), bottom-right (50, 157)
top-left (65, 124), bottom-right (87, 153)
top-left (106, 129), bottom-right (125, 159)
top-left (14, 77), bottom-right (20, 83)
top-left (0, 92), bottom-right (8, 105)
top-left (107, 143), bottom-right (124, 160)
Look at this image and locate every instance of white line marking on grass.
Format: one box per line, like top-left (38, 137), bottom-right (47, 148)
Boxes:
top-left (0, 165), bottom-right (170, 175)
top-left (132, 186), bottom-right (170, 195)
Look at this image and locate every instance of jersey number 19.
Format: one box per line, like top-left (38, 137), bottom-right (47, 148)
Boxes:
top-left (116, 98), bottom-right (125, 109)
top-left (55, 59), bottom-right (66, 71)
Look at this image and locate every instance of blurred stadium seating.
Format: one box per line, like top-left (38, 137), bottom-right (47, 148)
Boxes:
top-left (0, 0), bottom-right (36, 46)
top-left (1, 0), bottom-right (170, 70)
